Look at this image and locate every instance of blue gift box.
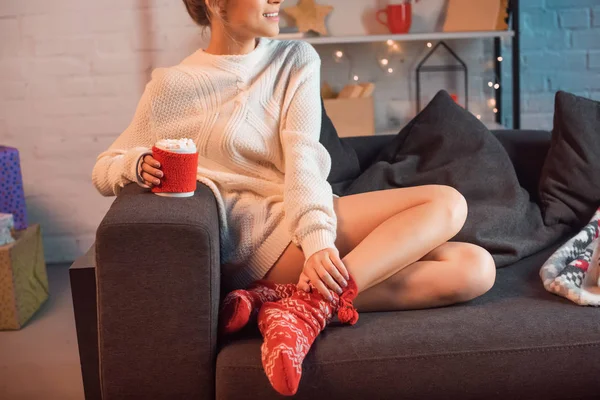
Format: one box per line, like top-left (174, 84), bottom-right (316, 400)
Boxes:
top-left (0, 146), bottom-right (28, 230)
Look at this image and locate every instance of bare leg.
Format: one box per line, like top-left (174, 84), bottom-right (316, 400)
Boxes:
top-left (264, 185), bottom-right (496, 310)
top-left (353, 242), bottom-right (496, 312)
top-left (342, 194), bottom-right (467, 293)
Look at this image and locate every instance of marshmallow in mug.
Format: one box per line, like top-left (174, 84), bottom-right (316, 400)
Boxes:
top-left (155, 138), bottom-right (197, 152)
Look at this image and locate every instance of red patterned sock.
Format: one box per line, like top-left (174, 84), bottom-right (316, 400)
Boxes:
top-left (219, 280), bottom-right (297, 334)
top-left (258, 276), bottom-right (359, 396)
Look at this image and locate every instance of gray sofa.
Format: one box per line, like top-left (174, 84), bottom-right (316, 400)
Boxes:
top-left (70, 130), bottom-right (600, 400)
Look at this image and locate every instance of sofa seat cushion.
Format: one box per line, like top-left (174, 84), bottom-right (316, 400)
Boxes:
top-left (216, 242), bottom-right (600, 400)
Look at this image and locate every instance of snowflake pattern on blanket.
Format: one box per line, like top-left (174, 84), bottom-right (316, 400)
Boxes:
top-left (540, 206), bottom-right (600, 306)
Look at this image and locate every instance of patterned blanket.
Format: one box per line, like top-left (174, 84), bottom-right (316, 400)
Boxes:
top-left (540, 207), bottom-right (600, 306)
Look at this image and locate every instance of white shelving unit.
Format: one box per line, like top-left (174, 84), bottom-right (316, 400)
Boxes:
top-left (278, 29), bottom-right (515, 131)
top-left (277, 30), bottom-right (514, 45)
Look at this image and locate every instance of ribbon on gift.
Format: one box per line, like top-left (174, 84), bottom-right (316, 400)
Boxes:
top-left (0, 213), bottom-right (14, 246)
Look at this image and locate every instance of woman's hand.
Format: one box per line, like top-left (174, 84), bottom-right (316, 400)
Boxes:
top-left (297, 247), bottom-right (350, 300)
top-left (140, 154), bottom-right (163, 187)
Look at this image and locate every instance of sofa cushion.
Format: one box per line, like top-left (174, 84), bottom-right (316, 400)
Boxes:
top-left (338, 90), bottom-right (570, 267)
top-left (215, 240), bottom-right (600, 400)
top-left (539, 91), bottom-right (600, 229)
top-left (320, 97), bottom-right (362, 185)
top-left (340, 130), bottom-right (554, 203)
top-left (492, 129), bottom-right (552, 205)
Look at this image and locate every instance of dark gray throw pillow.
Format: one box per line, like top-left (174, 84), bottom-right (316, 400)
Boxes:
top-left (538, 91), bottom-right (600, 228)
top-left (319, 97), bottom-right (362, 185)
top-left (341, 90), bottom-right (569, 267)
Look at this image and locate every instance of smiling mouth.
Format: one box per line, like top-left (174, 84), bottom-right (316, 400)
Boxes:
top-left (263, 12), bottom-right (279, 17)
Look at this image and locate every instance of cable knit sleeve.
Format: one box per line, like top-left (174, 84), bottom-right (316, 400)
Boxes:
top-left (92, 67), bottom-right (200, 196)
top-left (280, 43), bottom-right (337, 262)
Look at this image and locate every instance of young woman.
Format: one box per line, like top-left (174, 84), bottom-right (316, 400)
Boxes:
top-left (92, 0), bottom-right (496, 396)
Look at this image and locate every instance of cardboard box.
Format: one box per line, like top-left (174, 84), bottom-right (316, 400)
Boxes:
top-left (443, 0), bottom-right (509, 32)
top-left (324, 96), bottom-right (375, 138)
top-left (0, 224), bottom-right (49, 330)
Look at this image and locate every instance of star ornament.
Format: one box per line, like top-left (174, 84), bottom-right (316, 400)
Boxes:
top-left (283, 0), bottom-right (334, 36)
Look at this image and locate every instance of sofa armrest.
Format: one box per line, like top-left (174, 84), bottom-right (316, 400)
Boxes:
top-left (95, 182), bottom-right (220, 400)
top-left (70, 247), bottom-right (101, 400)
top-left (492, 130), bottom-right (552, 203)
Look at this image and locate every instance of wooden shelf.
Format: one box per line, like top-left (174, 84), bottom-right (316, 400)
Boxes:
top-left (277, 30), bottom-right (515, 45)
top-left (276, 29), bottom-right (518, 132)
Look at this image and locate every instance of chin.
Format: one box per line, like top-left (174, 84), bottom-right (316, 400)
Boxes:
top-left (257, 25), bottom-right (280, 38)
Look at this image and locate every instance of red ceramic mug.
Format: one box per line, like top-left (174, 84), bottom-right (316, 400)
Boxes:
top-left (151, 139), bottom-right (199, 198)
top-left (376, 3), bottom-right (412, 34)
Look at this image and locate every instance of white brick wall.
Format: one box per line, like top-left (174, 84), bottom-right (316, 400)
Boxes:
top-left (0, 0), bottom-right (205, 263)
top-left (0, 0), bottom-right (598, 263)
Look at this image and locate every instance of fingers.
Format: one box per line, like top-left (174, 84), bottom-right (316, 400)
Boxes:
top-left (301, 248), bottom-right (350, 301)
top-left (297, 273), bottom-right (311, 293)
top-left (307, 269), bottom-right (332, 300)
top-left (141, 156), bottom-right (163, 186)
top-left (329, 253), bottom-right (350, 287)
top-left (324, 254), bottom-right (348, 289)
top-left (142, 161), bottom-right (163, 179)
top-left (142, 171), bottom-right (161, 186)
top-left (143, 155), bottom-right (161, 169)
top-left (317, 265), bottom-right (342, 295)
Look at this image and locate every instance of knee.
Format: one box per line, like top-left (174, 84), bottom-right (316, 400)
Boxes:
top-left (431, 185), bottom-right (468, 236)
top-left (450, 244), bottom-right (496, 303)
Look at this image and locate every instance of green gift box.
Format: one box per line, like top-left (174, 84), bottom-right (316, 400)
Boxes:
top-left (0, 224), bottom-right (49, 330)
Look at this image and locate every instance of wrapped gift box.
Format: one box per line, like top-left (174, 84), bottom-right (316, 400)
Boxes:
top-left (0, 146), bottom-right (28, 230)
top-left (0, 224), bottom-right (48, 330)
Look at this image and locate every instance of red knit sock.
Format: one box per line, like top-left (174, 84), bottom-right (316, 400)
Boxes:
top-left (219, 280), bottom-right (297, 334)
top-left (258, 276), bottom-right (359, 396)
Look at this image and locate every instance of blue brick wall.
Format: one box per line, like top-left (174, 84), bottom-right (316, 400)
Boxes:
top-left (507, 0), bottom-right (600, 130)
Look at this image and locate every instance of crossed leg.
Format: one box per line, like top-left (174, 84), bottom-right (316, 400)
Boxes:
top-left (264, 185), bottom-right (496, 312)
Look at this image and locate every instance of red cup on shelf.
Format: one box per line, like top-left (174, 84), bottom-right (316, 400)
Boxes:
top-left (151, 139), bottom-right (199, 198)
top-left (376, 3), bottom-right (413, 34)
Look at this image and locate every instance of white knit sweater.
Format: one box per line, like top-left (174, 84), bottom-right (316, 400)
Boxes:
top-left (91, 38), bottom-right (337, 290)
